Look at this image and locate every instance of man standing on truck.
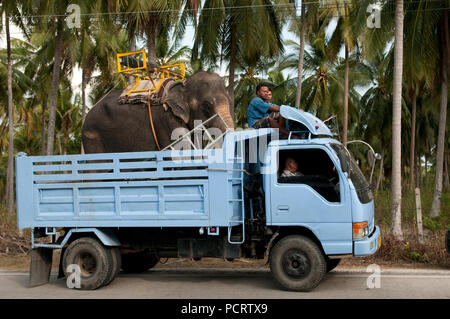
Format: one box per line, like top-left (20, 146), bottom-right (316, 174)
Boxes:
top-left (247, 83), bottom-right (289, 138)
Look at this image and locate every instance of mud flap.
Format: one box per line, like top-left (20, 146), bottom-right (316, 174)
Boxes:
top-left (29, 248), bottom-right (53, 287)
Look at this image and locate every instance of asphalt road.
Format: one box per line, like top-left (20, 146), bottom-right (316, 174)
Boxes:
top-left (0, 267), bottom-right (449, 299)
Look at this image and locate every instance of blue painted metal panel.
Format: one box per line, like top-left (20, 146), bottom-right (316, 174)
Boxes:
top-left (207, 162), bottom-right (230, 226)
top-left (15, 153), bottom-right (34, 229)
top-left (348, 179), bottom-right (376, 235)
top-left (354, 226), bottom-right (381, 256)
top-left (16, 149), bottom-right (218, 229)
top-left (280, 106), bottom-right (333, 137)
top-left (33, 227), bottom-right (120, 249)
top-left (266, 143), bottom-right (353, 255)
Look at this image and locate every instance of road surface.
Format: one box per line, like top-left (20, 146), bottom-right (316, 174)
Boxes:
top-left (0, 267), bottom-right (449, 299)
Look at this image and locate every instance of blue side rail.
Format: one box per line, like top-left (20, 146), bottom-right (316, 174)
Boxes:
top-left (15, 149), bottom-right (243, 229)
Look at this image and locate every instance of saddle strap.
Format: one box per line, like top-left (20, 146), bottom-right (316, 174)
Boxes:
top-left (147, 95), bottom-right (161, 151)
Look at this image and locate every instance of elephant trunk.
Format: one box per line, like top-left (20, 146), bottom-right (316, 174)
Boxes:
top-left (216, 103), bottom-right (234, 132)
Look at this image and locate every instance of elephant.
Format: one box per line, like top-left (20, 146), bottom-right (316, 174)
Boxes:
top-left (82, 71), bottom-right (234, 153)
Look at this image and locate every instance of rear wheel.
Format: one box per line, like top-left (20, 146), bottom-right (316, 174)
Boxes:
top-left (121, 250), bottom-right (159, 273)
top-left (270, 235), bottom-right (326, 292)
top-left (103, 247), bottom-right (121, 286)
top-left (62, 237), bottom-right (114, 290)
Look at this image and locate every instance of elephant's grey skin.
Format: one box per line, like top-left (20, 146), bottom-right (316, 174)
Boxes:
top-left (82, 71), bottom-right (234, 153)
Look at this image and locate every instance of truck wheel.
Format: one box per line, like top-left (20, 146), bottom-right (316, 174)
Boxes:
top-left (326, 258), bottom-right (341, 273)
top-left (102, 247), bottom-right (121, 286)
top-left (270, 235), bottom-right (326, 292)
top-left (121, 251), bottom-right (159, 273)
top-left (62, 237), bottom-right (114, 290)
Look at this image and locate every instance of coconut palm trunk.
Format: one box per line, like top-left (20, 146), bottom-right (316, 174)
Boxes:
top-left (444, 153), bottom-right (449, 189)
top-left (5, 11), bottom-right (15, 214)
top-left (429, 11), bottom-right (449, 217)
top-left (80, 68), bottom-right (88, 154)
top-left (409, 88), bottom-right (417, 191)
top-left (228, 20), bottom-right (237, 120)
top-left (145, 17), bottom-right (159, 63)
top-left (391, 0), bottom-right (404, 239)
top-left (343, 44), bottom-right (349, 145)
top-left (295, 2), bottom-right (306, 108)
top-left (81, 68), bottom-right (88, 124)
top-left (376, 148), bottom-right (385, 192)
top-left (46, 18), bottom-right (64, 155)
top-left (129, 33), bottom-right (136, 84)
top-left (41, 97), bottom-right (47, 155)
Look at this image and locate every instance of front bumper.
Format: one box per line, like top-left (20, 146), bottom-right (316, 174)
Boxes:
top-left (353, 226), bottom-right (381, 257)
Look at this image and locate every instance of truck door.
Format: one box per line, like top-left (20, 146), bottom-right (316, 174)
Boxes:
top-left (269, 146), bottom-right (353, 255)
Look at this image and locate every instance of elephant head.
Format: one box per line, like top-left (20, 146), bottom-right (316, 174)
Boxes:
top-left (161, 71), bottom-right (234, 136)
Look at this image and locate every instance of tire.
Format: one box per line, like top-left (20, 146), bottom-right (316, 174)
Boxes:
top-left (326, 258), bottom-right (341, 273)
top-left (62, 237), bottom-right (114, 290)
top-left (270, 235), bottom-right (326, 292)
top-left (102, 247), bottom-right (121, 286)
top-left (121, 251), bottom-right (159, 273)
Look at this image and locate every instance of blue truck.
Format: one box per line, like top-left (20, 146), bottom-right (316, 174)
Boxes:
top-left (16, 106), bottom-right (381, 291)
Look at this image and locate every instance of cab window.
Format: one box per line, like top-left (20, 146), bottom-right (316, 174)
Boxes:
top-left (278, 149), bottom-right (340, 202)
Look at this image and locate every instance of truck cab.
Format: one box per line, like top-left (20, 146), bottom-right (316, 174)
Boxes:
top-left (231, 106), bottom-right (381, 290)
top-left (263, 136), bottom-right (380, 256)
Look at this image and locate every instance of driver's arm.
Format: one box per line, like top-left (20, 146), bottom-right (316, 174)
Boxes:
top-left (269, 105), bottom-right (280, 112)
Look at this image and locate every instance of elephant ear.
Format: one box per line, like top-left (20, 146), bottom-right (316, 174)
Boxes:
top-left (161, 81), bottom-right (190, 124)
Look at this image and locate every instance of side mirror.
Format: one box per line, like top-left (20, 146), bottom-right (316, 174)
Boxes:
top-left (367, 151), bottom-right (381, 167)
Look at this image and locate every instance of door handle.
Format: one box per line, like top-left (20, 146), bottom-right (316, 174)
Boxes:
top-left (277, 205), bottom-right (289, 213)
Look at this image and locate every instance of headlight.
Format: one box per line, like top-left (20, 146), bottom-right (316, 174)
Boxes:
top-left (353, 221), bottom-right (369, 239)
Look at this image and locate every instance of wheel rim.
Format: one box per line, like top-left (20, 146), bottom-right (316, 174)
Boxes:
top-left (282, 249), bottom-right (311, 279)
top-left (77, 252), bottom-right (97, 276)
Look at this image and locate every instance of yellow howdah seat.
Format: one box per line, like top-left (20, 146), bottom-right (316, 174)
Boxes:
top-left (116, 50), bottom-right (185, 104)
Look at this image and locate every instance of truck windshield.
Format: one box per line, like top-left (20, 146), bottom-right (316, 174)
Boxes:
top-left (330, 143), bottom-right (373, 204)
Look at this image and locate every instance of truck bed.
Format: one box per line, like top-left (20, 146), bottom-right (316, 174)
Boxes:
top-left (15, 149), bottom-right (244, 229)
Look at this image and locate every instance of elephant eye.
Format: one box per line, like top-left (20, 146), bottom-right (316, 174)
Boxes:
top-left (202, 100), bottom-right (214, 109)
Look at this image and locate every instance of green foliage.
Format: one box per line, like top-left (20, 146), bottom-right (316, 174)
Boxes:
top-left (423, 217), bottom-right (441, 233)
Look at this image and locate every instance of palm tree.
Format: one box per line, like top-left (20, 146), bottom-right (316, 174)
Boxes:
top-left (117, 0), bottom-right (199, 63)
top-left (0, 2), bottom-right (30, 213)
top-left (55, 86), bottom-right (82, 155)
top-left (20, 0), bottom-right (75, 156)
top-left (87, 28), bottom-right (130, 105)
top-left (3, 6), bottom-right (14, 214)
top-left (154, 31), bottom-right (192, 67)
top-left (430, 9), bottom-right (449, 217)
top-left (193, 0), bottom-right (284, 118)
top-left (323, 0), bottom-right (369, 145)
top-left (359, 53), bottom-right (392, 174)
top-left (76, 5), bottom-right (96, 126)
top-left (391, 0), bottom-right (404, 240)
top-left (22, 32), bottom-right (54, 155)
top-left (403, 0), bottom-right (440, 191)
top-left (46, 14), bottom-right (65, 156)
top-left (294, 2), bottom-right (306, 108)
top-left (288, 32), bottom-right (363, 125)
